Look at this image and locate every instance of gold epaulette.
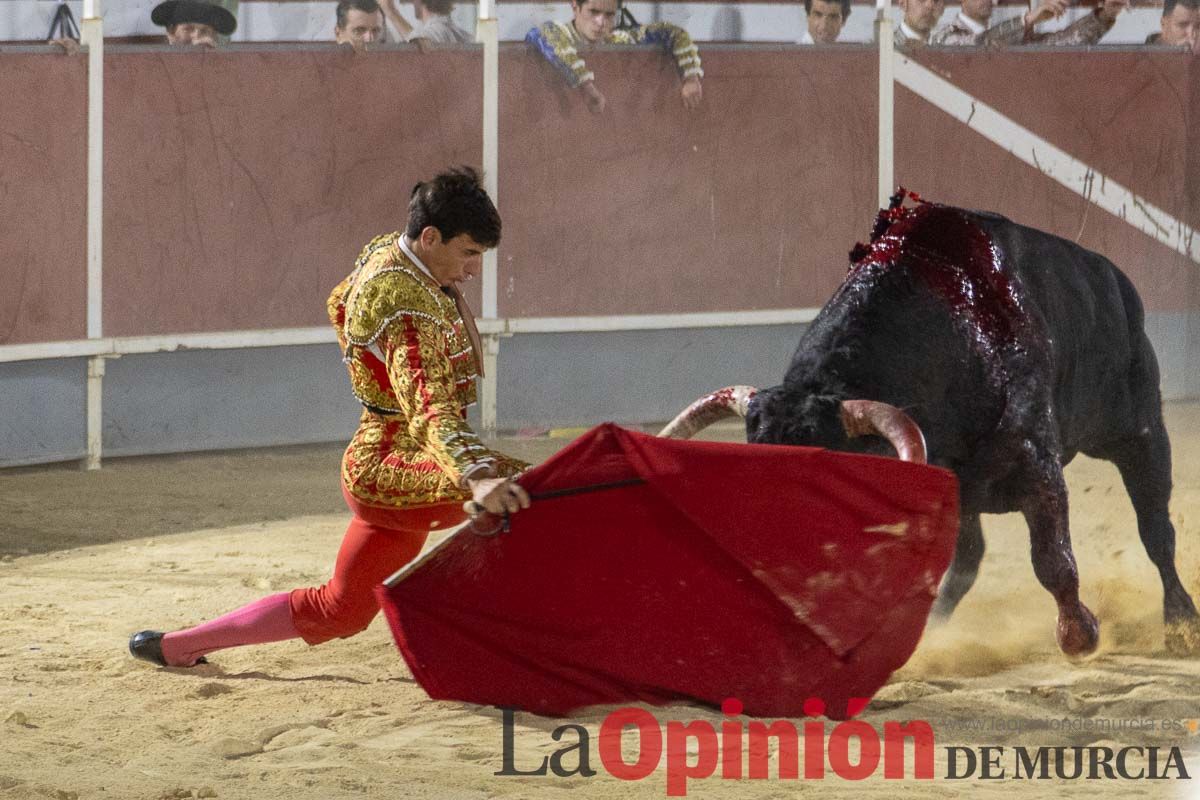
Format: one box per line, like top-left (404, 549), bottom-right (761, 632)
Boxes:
top-left (343, 249), bottom-right (452, 348)
top-left (354, 231), bottom-right (403, 273)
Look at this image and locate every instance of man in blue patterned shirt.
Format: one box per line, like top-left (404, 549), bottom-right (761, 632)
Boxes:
top-left (526, 0), bottom-right (703, 113)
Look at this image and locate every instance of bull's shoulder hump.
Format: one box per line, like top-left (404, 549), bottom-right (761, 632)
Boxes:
top-left (962, 208), bottom-right (1011, 225)
top-left (967, 210), bottom-right (1118, 269)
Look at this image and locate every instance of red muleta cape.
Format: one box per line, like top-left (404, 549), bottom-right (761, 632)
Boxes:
top-left (377, 423), bottom-right (958, 718)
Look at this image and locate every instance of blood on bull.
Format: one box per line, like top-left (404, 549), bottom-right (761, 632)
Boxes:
top-left (662, 190), bottom-right (1200, 656)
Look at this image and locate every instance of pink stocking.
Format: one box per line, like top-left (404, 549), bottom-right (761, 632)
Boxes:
top-left (161, 592), bottom-right (299, 666)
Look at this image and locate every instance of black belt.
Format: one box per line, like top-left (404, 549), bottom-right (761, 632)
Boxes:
top-left (363, 403), bottom-right (400, 417)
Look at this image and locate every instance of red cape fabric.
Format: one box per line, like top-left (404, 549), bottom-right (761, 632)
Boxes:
top-left (377, 423), bottom-right (959, 718)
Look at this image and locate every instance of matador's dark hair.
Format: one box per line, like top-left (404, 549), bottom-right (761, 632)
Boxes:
top-left (405, 166), bottom-right (501, 248)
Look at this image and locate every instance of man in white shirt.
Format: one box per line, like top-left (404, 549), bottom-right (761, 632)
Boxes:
top-left (380, 0), bottom-right (472, 44)
top-left (799, 0), bottom-right (850, 44)
top-left (335, 0), bottom-right (385, 49)
top-left (1146, 0), bottom-right (1200, 51)
top-left (894, 0), bottom-right (946, 50)
top-left (932, 0), bottom-right (1013, 43)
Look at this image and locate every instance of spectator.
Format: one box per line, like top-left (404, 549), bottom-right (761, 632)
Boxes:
top-left (335, 0), bottom-right (385, 49)
top-left (894, 0), bottom-right (946, 49)
top-left (150, 0), bottom-right (236, 47)
top-left (526, 0), bottom-right (703, 113)
top-left (800, 0), bottom-right (850, 43)
top-left (1146, 0), bottom-right (1200, 49)
top-left (379, 0), bottom-right (472, 44)
top-left (932, 0), bottom-right (1128, 45)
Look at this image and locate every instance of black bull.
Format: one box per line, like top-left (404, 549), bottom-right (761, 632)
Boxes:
top-left (662, 196), bottom-right (1199, 656)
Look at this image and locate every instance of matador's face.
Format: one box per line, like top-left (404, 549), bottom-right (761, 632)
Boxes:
top-left (572, 0), bottom-right (618, 42)
top-left (420, 229), bottom-right (488, 288)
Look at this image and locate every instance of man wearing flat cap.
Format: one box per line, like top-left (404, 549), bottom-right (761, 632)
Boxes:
top-left (151, 0), bottom-right (237, 47)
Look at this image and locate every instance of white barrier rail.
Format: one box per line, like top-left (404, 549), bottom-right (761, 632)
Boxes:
top-left (0, 308), bottom-right (820, 365)
top-left (0, 309), bottom-right (818, 467)
top-left (894, 55), bottom-right (1200, 266)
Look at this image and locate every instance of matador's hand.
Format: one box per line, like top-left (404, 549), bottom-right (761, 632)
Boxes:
top-left (468, 477), bottom-right (531, 516)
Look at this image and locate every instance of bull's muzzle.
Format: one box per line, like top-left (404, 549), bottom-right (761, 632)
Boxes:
top-left (658, 388), bottom-right (927, 464)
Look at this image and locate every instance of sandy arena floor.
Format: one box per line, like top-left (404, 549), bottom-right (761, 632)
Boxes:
top-left (2, 408), bottom-right (1200, 799)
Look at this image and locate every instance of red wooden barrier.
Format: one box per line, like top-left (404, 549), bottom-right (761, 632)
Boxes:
top-left (1, 45), bottom-right (1195, 345)
top-left (899, 49), bottom-right (1197, 312)
top-left (0, 53), bottom-right (87, 346)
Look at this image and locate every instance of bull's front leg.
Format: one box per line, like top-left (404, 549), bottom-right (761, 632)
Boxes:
top-left (1023, 475), bottom-right (1099, 656)
top-left (930, 514), bottom-right (984, 621)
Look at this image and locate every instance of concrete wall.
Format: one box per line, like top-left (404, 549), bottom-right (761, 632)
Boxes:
top-left (495, 324), bottom-right (809, 429)
top-left (0, 326), bottom-right (804, 467)
top-left (2, 314), bottom-right (1195, 468)
top-left (0, 359), bottom-right (88, 466)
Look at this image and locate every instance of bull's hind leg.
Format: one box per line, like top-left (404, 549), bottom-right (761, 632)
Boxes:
top-left (1106, 421), bottom-right (1200, 654)
top-left (931, 514), bottom-right (984, 622)
top-left (1023, 468), bottom-right (1099, 656)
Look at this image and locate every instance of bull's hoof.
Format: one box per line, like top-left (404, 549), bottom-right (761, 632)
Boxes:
top-left (1056, 605), bottom-right (1099, 657)
top-left (1164, 617), bottom-right (1200, 656)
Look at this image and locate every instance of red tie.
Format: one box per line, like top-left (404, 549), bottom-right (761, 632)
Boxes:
top-left (445, 285), bottom-right (485, 378)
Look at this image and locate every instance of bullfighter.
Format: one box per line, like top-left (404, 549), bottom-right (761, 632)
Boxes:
top-left (129, 167), bottom-right (529, 667)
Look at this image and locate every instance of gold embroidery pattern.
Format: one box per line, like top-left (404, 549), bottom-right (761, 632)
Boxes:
top-left (330, 237), bottom-right (528, 509)
top-left (342, 415), bottom-right (527, 507)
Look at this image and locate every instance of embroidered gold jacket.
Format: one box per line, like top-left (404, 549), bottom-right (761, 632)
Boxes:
top-left (329, 232), bottom-right (525, 509)
top-left (525, 21), bottom-right (703, 89)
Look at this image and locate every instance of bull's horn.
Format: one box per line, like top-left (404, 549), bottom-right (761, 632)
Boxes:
top-left (658, 386), bottom-right (759, 439)
top-left (839, 400), bottom-right (927, 464)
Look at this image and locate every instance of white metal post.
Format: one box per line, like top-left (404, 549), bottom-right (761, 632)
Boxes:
top-left (86, 357), bottom-right (105, 469)
top-left (477, 0), bottom-right (501, 435)
top-left (481, 334), bottom-right (501, 437)
top-left (82, 0), bottom-right (105, 469)
top-left (876, 0), bottom-right (895, 209)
